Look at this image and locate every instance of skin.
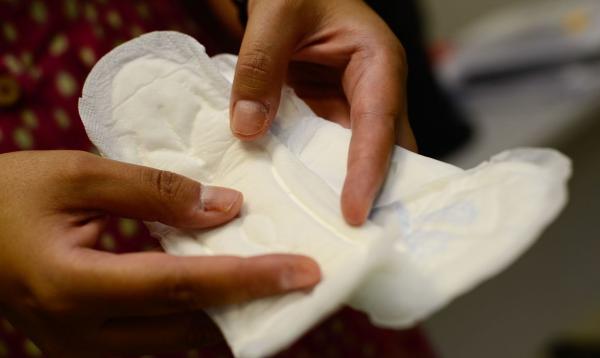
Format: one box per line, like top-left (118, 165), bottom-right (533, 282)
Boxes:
top-left (1, 1), bottom-right (415, 355)
top-left (0, 151), bottom-right (320, 357)
top-left (230, 0), bottom-right (418, 226)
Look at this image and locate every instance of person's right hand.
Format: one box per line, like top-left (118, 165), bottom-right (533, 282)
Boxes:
top-left (229, 0), bottom-right (417, 226)
top-left (0, 150), bottom-right (320, 358)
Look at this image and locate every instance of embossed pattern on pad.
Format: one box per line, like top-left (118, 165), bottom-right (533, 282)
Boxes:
top-left (80, 32), bottom-right (389, 358)
top-left (80, 32), bottom-right (572, 358)
top-left (212, 54), bottom-right (571, 327)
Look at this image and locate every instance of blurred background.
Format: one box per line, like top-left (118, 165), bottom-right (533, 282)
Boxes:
top-left (1, 1), bottom-right (598, 357)
top-left (416, 0), bottom-right (600, 357)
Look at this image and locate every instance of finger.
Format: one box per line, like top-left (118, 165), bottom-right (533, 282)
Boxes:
top-left (98, 311), bottom-right (222, 354)
top-left (63, 152), bottom-right (242, 229)
top-left (230, 0), bottom-right (304, 140)
top-left (397, 112), bottom-right (418, 151)
top-left (341, 41), bottom-right (408, 226)
top-left (68, 250), bottom-right (321, 316)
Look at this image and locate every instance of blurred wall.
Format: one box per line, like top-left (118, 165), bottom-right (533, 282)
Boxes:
top-left (416, 0), bottom-right (600, 357)
top-left (421, 0), bottom-right (538, 40)
top-left (425, 115), bottom-right (600, 358)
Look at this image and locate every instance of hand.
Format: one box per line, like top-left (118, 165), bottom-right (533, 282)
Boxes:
top-left (229, 0), bottom-right (418, 226)
top-left (0, 151), bottom-right (320, 357)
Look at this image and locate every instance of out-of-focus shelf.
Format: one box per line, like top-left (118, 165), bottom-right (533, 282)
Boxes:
top-left (445, 88), bottom-right (600, 168)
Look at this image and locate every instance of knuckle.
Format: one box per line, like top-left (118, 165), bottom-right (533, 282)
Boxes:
top-left (376, 39), bottom-right (407, 74)
top-left (236, 46), bottom-right (273, 91)
top-left (367, 31), bottom-right (407, 72)
top-left (356, 109), bottom-right (398, 126)
top-left (142, 168), bottom-right (199, 225)
top-left (352, 110), bottom-right (397, 154)
top-left (146, 169), bottom-right (186, 202)
top-left (165, 266), bottom-right (201, 310)
top-left (391, 40), bottom-right (407, 65)
top-left (387, 40), bottom-right (408, 75)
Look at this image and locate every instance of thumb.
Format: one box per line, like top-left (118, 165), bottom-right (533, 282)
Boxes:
top-left (230, 1), bottom-right (302, 140)
top-left (66, 153), bottom-right (242, 229)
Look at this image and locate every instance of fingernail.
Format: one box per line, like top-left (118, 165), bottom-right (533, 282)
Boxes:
top-left (199, 186), bottom-right (242, 213)
top-left (280, 258), bottom-right (321, 291)
top-left (232, 100), bottom-right (268, 136)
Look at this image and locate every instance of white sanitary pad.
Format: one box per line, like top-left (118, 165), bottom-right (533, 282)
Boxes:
top-left (79, 32), bottom-right (571, 358)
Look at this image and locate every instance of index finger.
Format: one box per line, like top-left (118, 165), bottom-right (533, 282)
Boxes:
top-left (66, 249), bottom-right (321, 316)
top-left (341, 42), bottom-right (414, 226)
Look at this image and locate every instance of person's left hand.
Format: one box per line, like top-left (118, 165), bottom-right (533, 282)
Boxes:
top-left (229, 0), bottom-right (417, 226)
top-left (0, 150), bottom-right (320, 357)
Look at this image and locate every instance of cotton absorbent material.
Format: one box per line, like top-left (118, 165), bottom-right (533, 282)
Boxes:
top-left (79, 32), bottom-right (572, 358)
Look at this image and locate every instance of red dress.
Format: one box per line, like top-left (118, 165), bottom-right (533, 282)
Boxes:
top-left (0, 1), bottom-right (435, 357)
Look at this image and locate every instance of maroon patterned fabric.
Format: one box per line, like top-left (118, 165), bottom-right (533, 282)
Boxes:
top-left (0, 1), bottom-right (435, 357)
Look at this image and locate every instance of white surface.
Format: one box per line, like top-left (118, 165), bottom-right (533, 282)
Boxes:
top-left (79, 32), bottom-right (572, 358)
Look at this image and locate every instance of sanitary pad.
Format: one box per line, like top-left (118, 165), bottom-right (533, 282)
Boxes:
top-left (79, 32), bottom-right (571, 358)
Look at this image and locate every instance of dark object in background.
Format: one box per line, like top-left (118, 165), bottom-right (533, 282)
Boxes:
top-left (366, 0), bottom-right (472, 159)
top-left (549, 339), bottom-right (600, 358)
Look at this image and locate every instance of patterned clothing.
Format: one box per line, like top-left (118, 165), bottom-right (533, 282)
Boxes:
top-left (0, 1), bottom-right (435, 357)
